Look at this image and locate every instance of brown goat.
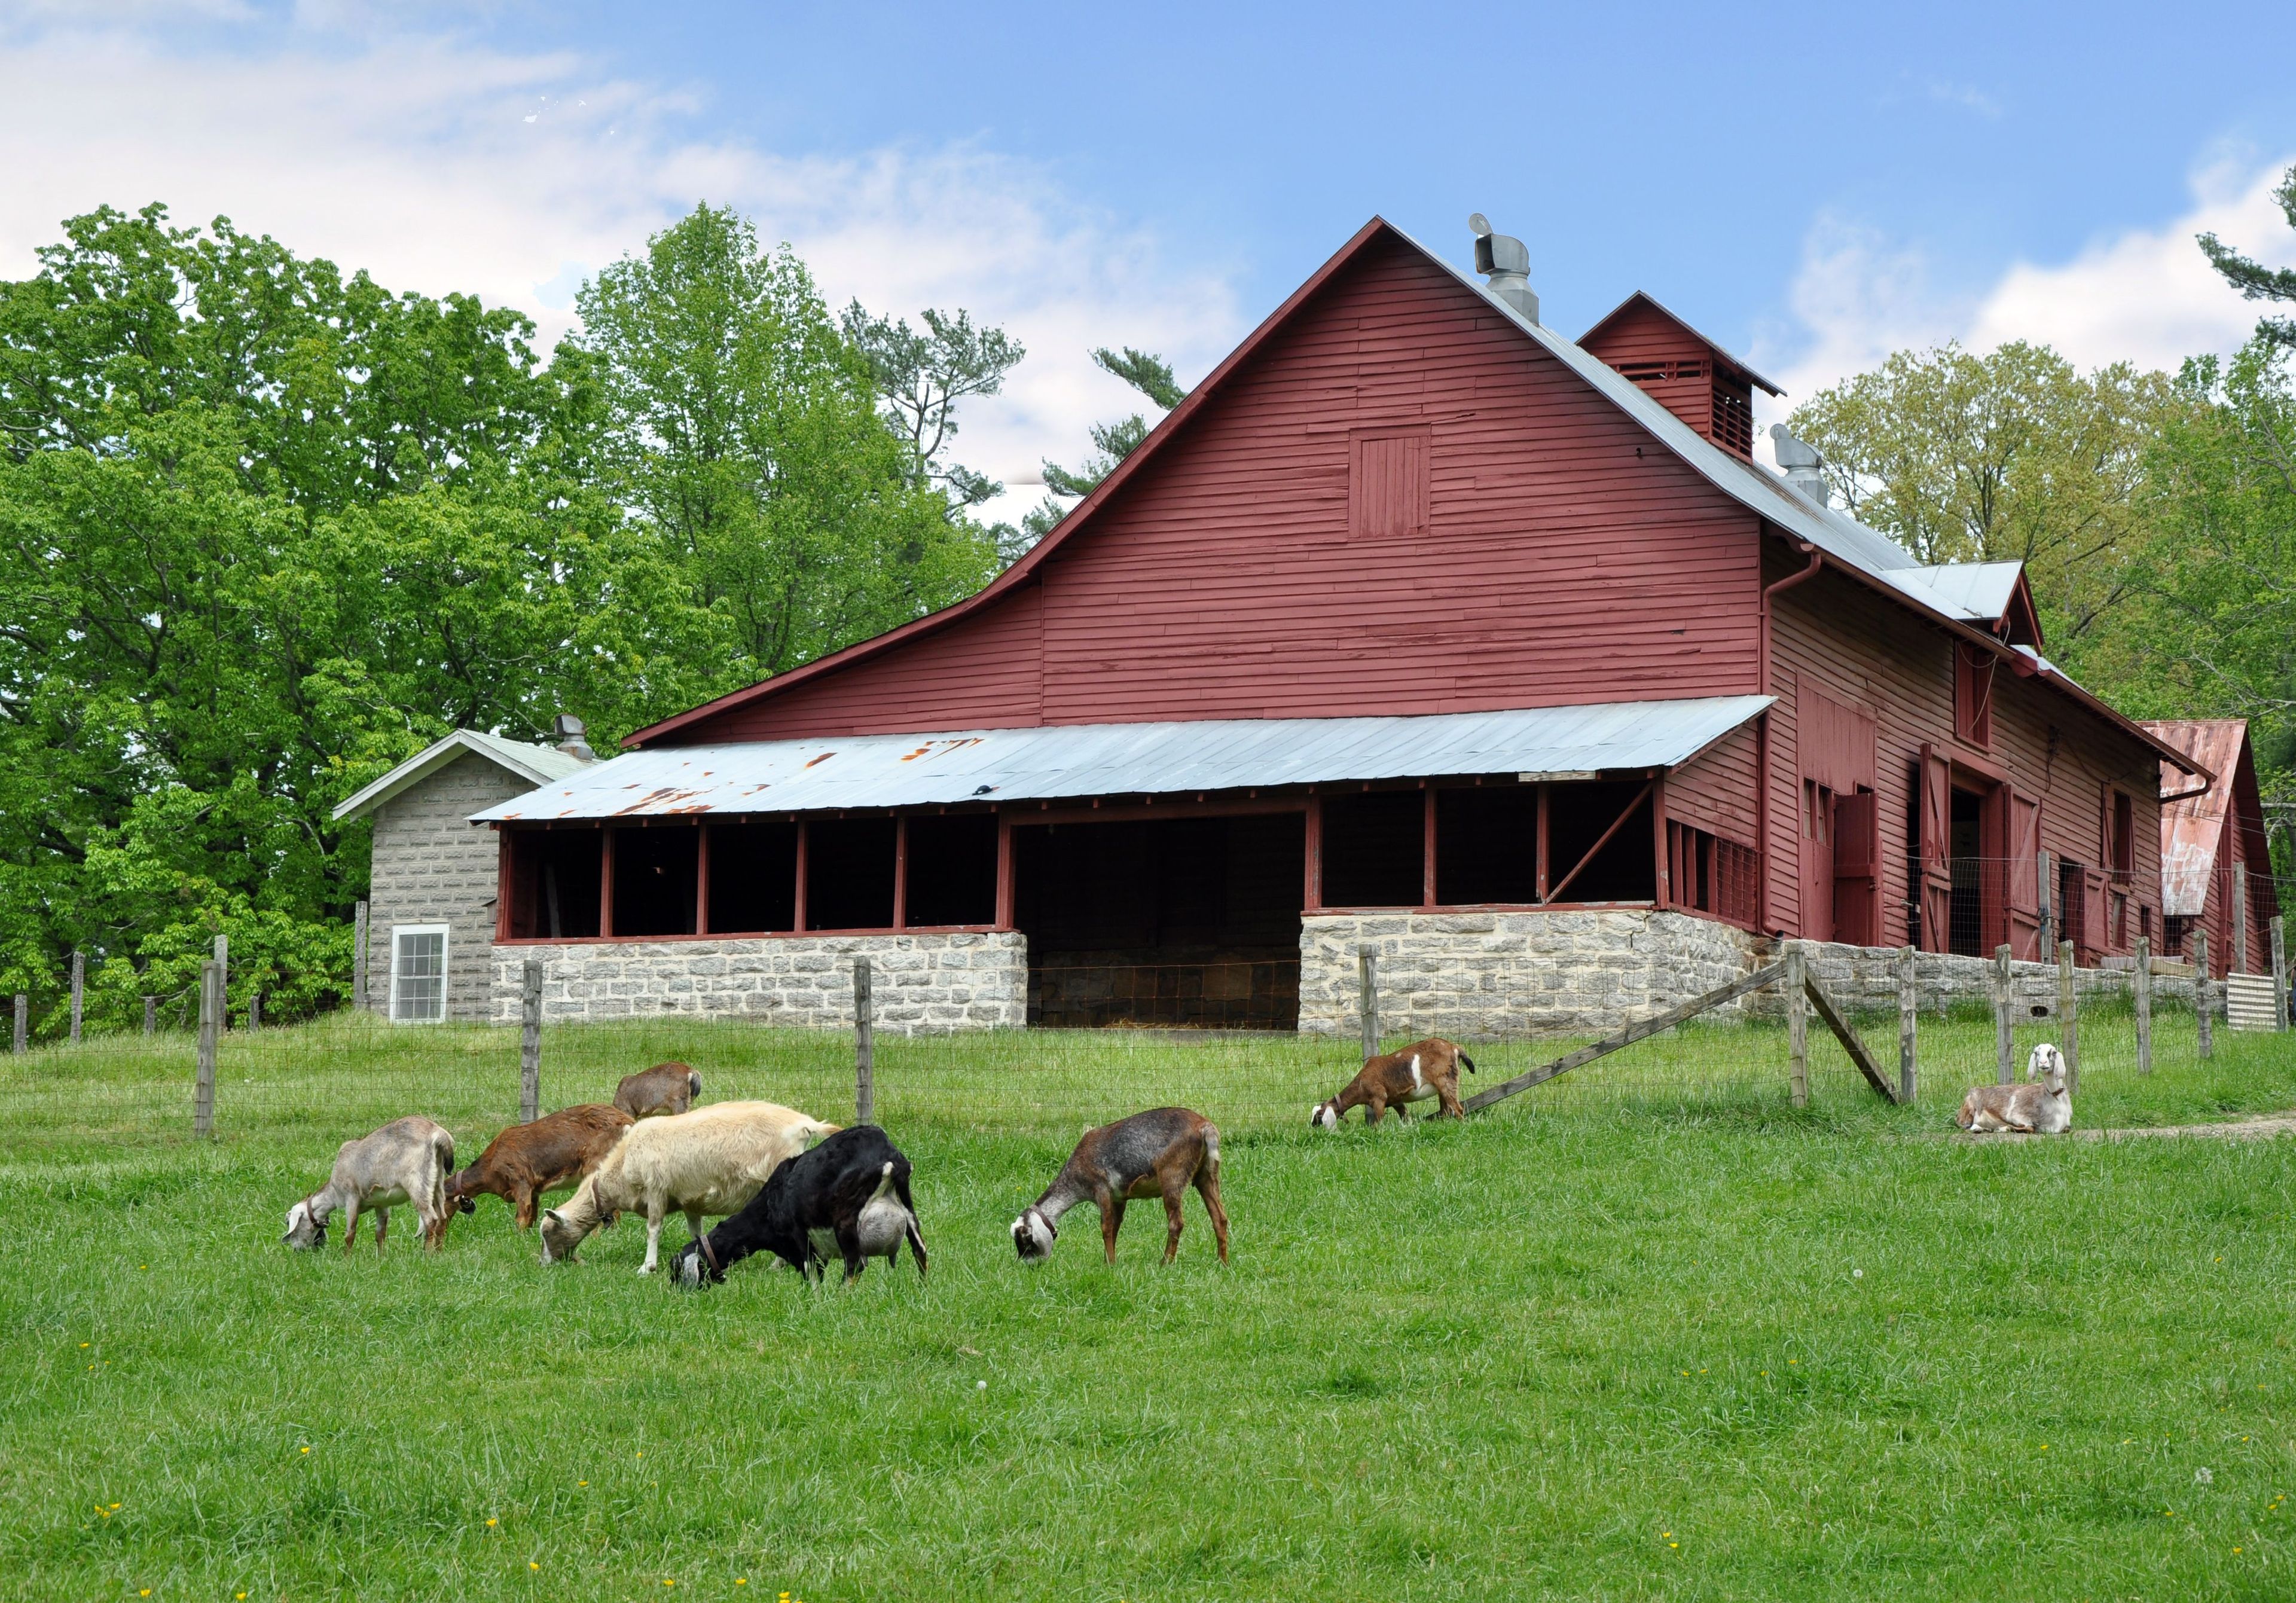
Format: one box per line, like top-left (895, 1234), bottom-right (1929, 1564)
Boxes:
top-left (1012, 1107), bottom-right (1228, 1266)
top-left (446, 1104), bottom-right (635, 1229)
top-left (615, 1062), bottom-right (701, 1119)
top-left (1310, 1037), bottom-right (1476, 1128)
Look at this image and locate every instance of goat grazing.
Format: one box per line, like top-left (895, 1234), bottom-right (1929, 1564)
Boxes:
top-left (283, 1116), bottom-right (456, 1254)
top-left (673, 1125), bottom-right (927, 1288)
top-left (614, 1061), bottom-right (701, 1118)
top-left (538, 1100), bottom-right (834, 1272)
top-left (1956, 1043), bottom-right (2073, 1134)
top-left (1012, 1107), bottom-right (1228, 1266)
top-left (1311, 1037), bottom-right (1476, 1128)
top-left (447, 1104), bottom-right (634, 1230)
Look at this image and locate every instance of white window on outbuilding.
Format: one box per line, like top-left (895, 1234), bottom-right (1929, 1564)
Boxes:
top-left (389, 924), bottom-right (448, 1023)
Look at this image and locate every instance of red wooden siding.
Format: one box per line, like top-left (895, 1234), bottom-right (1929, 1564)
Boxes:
top-left (1666, 720), bottom-right (1759, 847)
top-left (1350, 428), bottom-right (1430, 539)
top-left (662, 233), bottom-right (1763, 744)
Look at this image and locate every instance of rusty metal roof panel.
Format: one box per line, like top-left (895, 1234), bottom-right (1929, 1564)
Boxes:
top-left (2144, 719), bottom-right (2249, 915)
top-left (469, 695), bottom-right (1775, 823)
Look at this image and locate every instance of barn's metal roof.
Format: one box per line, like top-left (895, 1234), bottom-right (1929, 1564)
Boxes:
top-left (2144, 719), bottom-right (2250, 916)
top-left (1881, 561), bottom-right (2025, 625)
top-left (469, 695), bottom-right (1774, 823)
top-left (334, 729), bottom-right (590, 823)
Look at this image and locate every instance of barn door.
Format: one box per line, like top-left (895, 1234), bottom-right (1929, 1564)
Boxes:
top-left (2006, 789), bottom-right (2042, 960)
top-left (1800, 778), bottom-right (1835, 942)
top-left (1831, 790), bottom-right (1879, 946)
top-left (2081, 867), bottom-right (2109, 961)
top-left (1917, 743), bottom-right (1953, 954)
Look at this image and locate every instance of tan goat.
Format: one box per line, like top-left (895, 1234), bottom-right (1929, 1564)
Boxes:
top-left (1311, 1037), bottom-right (1476, 1128)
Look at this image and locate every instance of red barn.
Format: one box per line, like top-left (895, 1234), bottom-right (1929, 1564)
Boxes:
top-left (2145, 720), bottom-right (2277, 977)
top-left (471, 217), bottom-right (2200, 1034)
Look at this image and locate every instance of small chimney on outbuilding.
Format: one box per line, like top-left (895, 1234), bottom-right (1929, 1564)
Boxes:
top-left (1769, 424), bottom-right (1829, 506)
top-left (554, 713), bottom-right (595, 763)
top-left (1468, 213), bottom-right (1539, 324)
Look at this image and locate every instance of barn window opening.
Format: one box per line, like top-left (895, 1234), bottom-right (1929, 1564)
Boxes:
top-left (1955, 644), bottom-right (1995, 747)
top-left (1349, 429), bottom-right (1430, 540)
top-left (1320, 790), bottom-right (1425, 906)
top-left (2108, 787), bottom-right (2135, 883)
top-left (1710, 377), bottom-right (1754, 456)
top-left (1947, 787), bottom-right (1984, 957)
top-left (1435, 787), bottom-right (1538, 905)
top-left (504, 829), bottom-right (603, 939)
top-left (905, 813), bottom-right (999, 926)
top-left (1016, 814), bottom-right (1303, 1028)
top-left (611, 826), bottom-right (698, 938)
top-left (1667, 822), bottom-right (1760, 926)
top-left (1545, 780), bottom-right (1657, 902)
top-left (806, 817), bottom-right (896, 931)
top-left (704, 821), bottom-right (797, 934)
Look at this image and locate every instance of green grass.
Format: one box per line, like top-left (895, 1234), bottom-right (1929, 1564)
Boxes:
top-left (7, 1012), bottom-right (2296, 1599)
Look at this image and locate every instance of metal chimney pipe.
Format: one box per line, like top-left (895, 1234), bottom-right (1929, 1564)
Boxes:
top-left (1468, 214), bottom-right (1540, 324)
top-left (1769, 424), bottom-right (1829, 506)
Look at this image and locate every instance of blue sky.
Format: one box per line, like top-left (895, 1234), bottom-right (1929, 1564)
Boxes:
top-left (4, 1), bottom-right (2295, 514)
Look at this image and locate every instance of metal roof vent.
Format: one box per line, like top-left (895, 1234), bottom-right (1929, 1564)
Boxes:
top-left (1769, 424), bottom-right (1828, 507)
top-left (1468, 213), bottom-right (1539, 324)
top-left (553, 713), bottom-right (596, 763)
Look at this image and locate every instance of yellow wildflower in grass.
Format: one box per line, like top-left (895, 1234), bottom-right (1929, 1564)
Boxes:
top-left (530, 1562), bottom-right (540, 1571)
top-left (300, 1446), bottom-right (310, 1455)
top-left (486, 1517), bottom-right (497, 1528)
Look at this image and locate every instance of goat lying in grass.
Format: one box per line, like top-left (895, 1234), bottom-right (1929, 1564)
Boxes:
top-left (673, 1125), bottom-right (926, 1288)
top-left (1013, 1107), bottom-right (1228, 1266)
top-left (284, 1116), bottom-right (456, 1254)
top-left (447, 1104), bottom-right (634, 1230)
top-left (1956, 1043), bottom-right (2072, 1134)
top-left (539, 1101), bottom-right (833, 1272)
top-left (1311, 1037), bottom-right (1476, 1127)
top-left (614, 1061), bottom-right (701, 1118)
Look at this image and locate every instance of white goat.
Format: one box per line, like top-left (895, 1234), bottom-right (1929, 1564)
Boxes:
top-left (1956, 1043), bottom-right (2072, 1134)
top-left (283, 1115), bottom-right (457, 1254)
top-left (538, 1100), bottom-right (835, 1272)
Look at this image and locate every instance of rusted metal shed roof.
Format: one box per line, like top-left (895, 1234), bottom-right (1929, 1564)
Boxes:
top-left (470, 695), bottom-right (1774, 823)
top-left (2144, 719), bottom-right (2249, 916)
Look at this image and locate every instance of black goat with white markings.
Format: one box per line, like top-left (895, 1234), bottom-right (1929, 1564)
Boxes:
top-left (672, 1125), bottom-right (926, 1288)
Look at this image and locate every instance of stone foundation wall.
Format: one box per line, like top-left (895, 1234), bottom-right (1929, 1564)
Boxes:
top-left (1760, 941), bottom-right (2203, 1021)
top-left (490, 932), bottom-right (1026, 1033)
top-left (1299, 910), bottom-right (1761, 1038)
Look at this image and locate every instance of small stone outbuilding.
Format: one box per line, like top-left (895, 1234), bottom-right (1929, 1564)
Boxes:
top-left (334, 728), bottom-right (590, 1022)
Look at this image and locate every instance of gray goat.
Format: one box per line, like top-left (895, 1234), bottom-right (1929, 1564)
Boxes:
top-left (283, 1116), bottom-right (457, 1253)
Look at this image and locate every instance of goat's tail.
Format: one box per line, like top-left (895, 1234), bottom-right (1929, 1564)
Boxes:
top-left (1203, 1123), bottom-right (1222, 1181)
top-left (1457, 1048), bottom-right (1477, 1076)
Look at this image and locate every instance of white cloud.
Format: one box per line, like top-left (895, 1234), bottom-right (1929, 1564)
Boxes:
top-left (1753, 151), bottom-right (2296, 461)
top-left (0, 11), bottom-right (1244, 525)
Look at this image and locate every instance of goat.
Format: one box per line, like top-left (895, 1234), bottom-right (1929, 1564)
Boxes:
top-left (1956, 1043), bottom-right (2073, 1134)
top-left (446, 1104), bottom-right (634, 1230)
top-left (283, 1116), bottom-right (456, 1254)
top-left (1012, 1107), bottom-right (1228, 1266)
top-left (538, 1100), bottom-right (834, 1272)
top-left (673, 1125), bottom-right (926, 1288)
top-left (1311, 1037), bottom-right (1476, 1128)
top-left (614, 1061), bottom-right (701, 1119)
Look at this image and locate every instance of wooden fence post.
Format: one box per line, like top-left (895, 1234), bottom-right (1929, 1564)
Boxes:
top-left (69, 950), bottom-right (84, 1045)
top-left (2234, 865), bottom-right (2249, 973)
top-left (2134, 935), bottom-right (2153, 1074)
top-left (353, 899), bottom-right (370, 1012)
top-left (248, 990), bottom-right (262, 1033)
top-left (2057, 940), bottom-right (2080, 1095)
top-left (1785, 942), bottom-right (1809, 1109)
top-left (142, 995), bottom-right (157, 1036)
top-left (2274, 916), bottom-right (2289, 1033)
top-left (1898, 945), bottom-right (1918, 1104)
top-left (1358, 945), bottom-right (1379, 1061)
top-left (853, 957), bottom-right (875, 1126)
top-left (1992, 945), bottom-right (2014, 1085)
top-left (2194, 927), bottom-right (2213, 1061)
top-left (11, 993), bottom-right (24, 1055)
top-left (213, 933), bottom-right (228, 1033)
top-left (194, 959), bottom-right (218, 1138)
top-left (2037, 850), bottom-right (2054, 954)
top-left (520, 959), bottom-right (544, 1124)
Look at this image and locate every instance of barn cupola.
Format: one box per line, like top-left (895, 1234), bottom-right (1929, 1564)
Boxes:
top-left (1577, 291), bottom-right (1782, 459)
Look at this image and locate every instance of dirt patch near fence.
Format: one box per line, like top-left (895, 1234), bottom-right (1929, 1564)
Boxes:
top-left (1952, 1112), bottom-right (2296, 1143)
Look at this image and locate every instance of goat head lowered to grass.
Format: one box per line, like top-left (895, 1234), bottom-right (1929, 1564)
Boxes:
top-left (1012, 1106), bottom-right (1228, 1267)
top-left (283, 1116), bottom-right (457, 1254)
top-left (1311, 1037), bottom-right (1475, 1128)
top-left (1956, 1043), bottom-right (2072, 1134)
top-left (673, 1125), bottom-right (926, 1288)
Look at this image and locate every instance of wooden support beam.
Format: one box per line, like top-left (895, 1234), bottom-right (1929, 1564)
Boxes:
top-left (1421, 787), bottom-right (1437, 910)
top-left (694, 822), bottom-right (711, 936)
top-left (892, 816), bottom-right (909, 932)
top-left (1543, 778), bottom-right (1656, 905)
top-left (1802, 968), bottom-right (1900, 1103)
top-left (1463, 961), bottom-right (1785, 1115)
top-left (1303, 796), bottom-right (1324, 912)
top-left (994, 816), bottom-right (1016, 929)
top-left (1534, 784), bottom-right (1550, 902)
top-left (792, 820), bottom-right (808, 933)
top-left (598, 829), bottom-right (616, 939)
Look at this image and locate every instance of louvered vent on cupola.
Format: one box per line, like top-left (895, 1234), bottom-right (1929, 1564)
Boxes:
top-left (1577, 291), bottom-right (1781, 459)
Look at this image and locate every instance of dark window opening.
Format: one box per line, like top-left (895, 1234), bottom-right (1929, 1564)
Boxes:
top-left (2109, 788), bottom-right (2135, 882)
top-left (1667, 822), bottom-right (1760, 926)
top-left (1948, 787), bottom-right (1984, 957)
top-left (806, 817), bottom-right (896, 931)
top-left (1711, 377), bottom-right (1754, 455)
top-left (1546, 780), bottom-right (1656, 902)
top-left (505, 829), bottom-right (602, 939)
top-left (1016, 813), bottom-right (1303, 1029)
top-left (906, 814), bottom-right (999, 926)
top-left (1434, 787), bottom-right (1538, 905)
top-left (2163, 914), bottom-right (2188, 957)
top-left (611, 826), bottom-right (698, 938)
top-left (705, 821), bottom-right (797, 934)
top-left (1321, 790), bottom-right (1425, 906)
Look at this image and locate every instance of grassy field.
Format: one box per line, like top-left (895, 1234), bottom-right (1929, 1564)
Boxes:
top-left (7, 1009), bottom-right (2296, 1599)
